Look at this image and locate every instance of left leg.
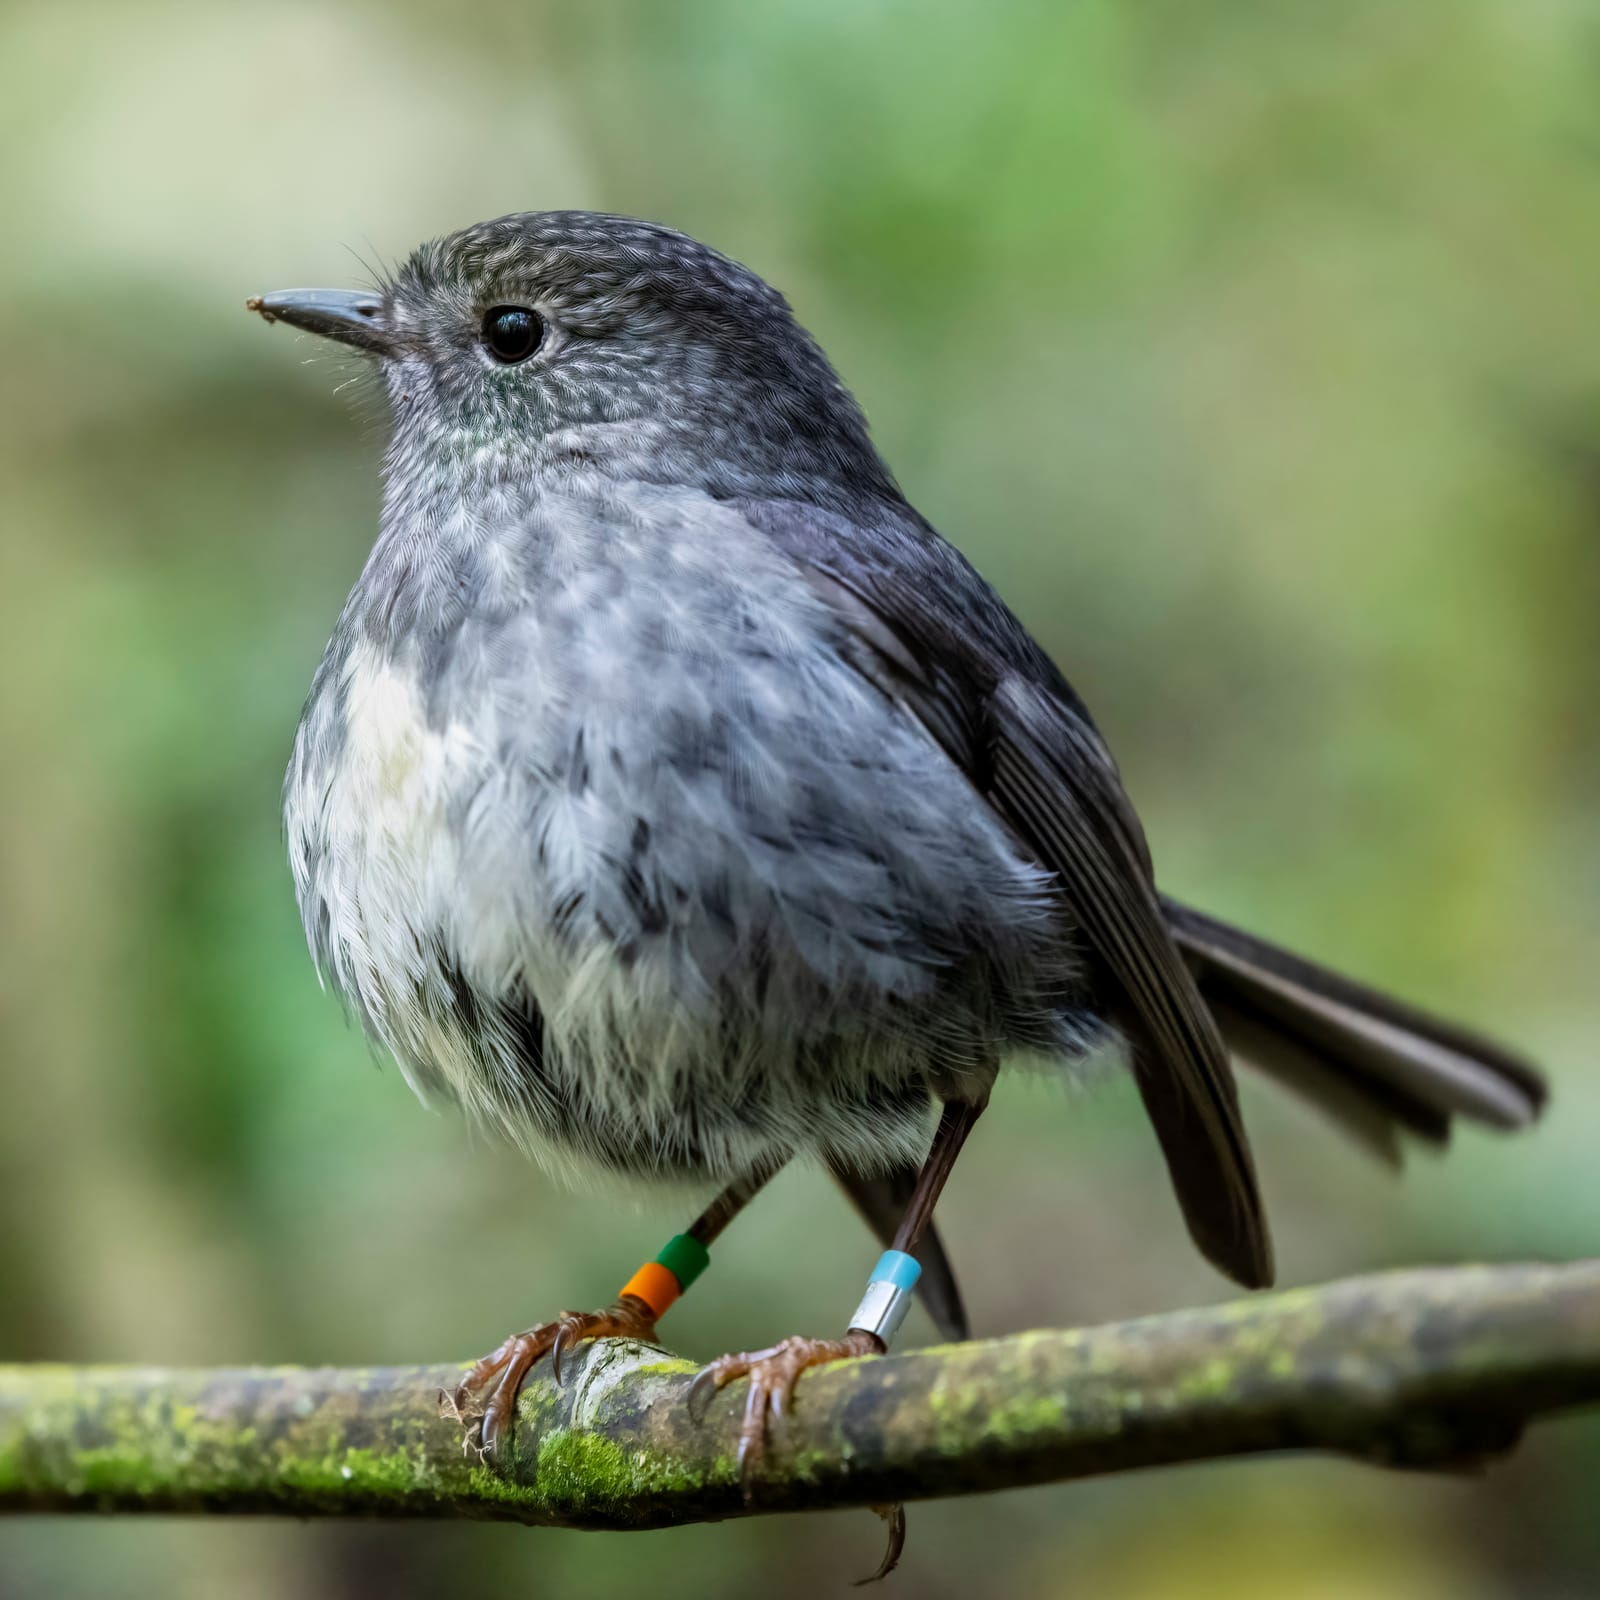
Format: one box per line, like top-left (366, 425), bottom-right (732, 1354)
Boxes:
top-left (448, 1156), bottom-right (783, 1456)
top-left (687, 1095), bottom-right (988, 1470)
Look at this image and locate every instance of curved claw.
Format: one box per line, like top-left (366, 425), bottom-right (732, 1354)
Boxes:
top-left (479, 1339), bottom-right (533, 1459)
top-left (737, 1377), bottom-right (771, 1491)
top-left (686, 1344), bottom-right (770, 1424)
top-left (685, 1363), bottom-right (723, 1424)
top-left (450, 1299), bottom-right (657, 1464)
top-left (854, 1503), bottom-right (907, 1586)
top-left (551, 1317), bottom-right (577, 1386)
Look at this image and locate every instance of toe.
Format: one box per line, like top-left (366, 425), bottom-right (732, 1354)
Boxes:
top-left (853, 1504), bottom-right (907, 1586)
top-left (736, 1374), bottom-right (770, 1495)
top-left (685, 1363), bottom-right (724, 1423)
top-left (454, 1303), bottom-right (659, 1461)
top-left (685, 1343), bottom-right (775, 1422)
top-left (691, 1334), bottom-right (876, 1501)
top-left (551, 1316), bottom-right (581, 1385)
top-left (477, 1334), bottom-right (538, 1460)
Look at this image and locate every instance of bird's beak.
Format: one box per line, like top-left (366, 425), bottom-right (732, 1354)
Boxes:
top-left (246, 288), bottom-right (392, 355)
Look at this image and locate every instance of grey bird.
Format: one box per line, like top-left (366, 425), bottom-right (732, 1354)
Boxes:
top-left (252, 211), bottom-right (1545, 1485)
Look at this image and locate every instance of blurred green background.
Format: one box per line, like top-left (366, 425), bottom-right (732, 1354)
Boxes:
top-left (1, 0), bottom-right (1596, 1595)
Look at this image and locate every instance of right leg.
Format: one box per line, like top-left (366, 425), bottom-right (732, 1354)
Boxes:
top-left (447, 1156), bottom-right (785, 1457)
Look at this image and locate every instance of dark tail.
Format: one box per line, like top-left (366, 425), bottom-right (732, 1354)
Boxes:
top-left (1163, 898), bottom-right (1546, 1163)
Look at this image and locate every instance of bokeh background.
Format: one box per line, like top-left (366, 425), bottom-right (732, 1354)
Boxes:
top-left (2, 1), bottom-right (1597, 1595)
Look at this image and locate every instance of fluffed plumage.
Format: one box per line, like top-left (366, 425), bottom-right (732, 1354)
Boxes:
top-left (269, 211), bottom-right (1542, 1303)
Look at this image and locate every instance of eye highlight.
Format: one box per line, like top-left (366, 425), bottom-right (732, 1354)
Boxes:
top-left (481, 305), bottom-right (543, 363)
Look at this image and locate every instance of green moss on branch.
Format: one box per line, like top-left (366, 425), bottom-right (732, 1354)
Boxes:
top-left (2, 1262), bottom-right (1597, 1528)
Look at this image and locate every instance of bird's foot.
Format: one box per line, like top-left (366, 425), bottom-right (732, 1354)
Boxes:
top-left (442, 1294), bottom-right (657, 1460)
top-left (687, 1328), bottom-right (884, 1490)
top-left (687, 1330), bottom-right (905, 1578)
top-left (686, 1329), bottom-right (904, 1580)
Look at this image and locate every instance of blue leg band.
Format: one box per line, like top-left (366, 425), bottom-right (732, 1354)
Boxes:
top-left (847, 1249), bottom-right (923, 1347)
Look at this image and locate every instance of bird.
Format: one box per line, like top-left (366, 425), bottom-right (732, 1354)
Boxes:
top-left (250, 210), bottom-right (1545, 1496)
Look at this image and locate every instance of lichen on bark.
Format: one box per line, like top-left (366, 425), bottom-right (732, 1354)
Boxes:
top-left (2, 1262), bottom-right (1597, 1528)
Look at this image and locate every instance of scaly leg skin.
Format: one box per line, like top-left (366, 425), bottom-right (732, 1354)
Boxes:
top-left (687, 1328), bottom-right (886, 1483)
top-left (445, 1160), bottom-right (789, 1462)
top-left (687, 1100), bottom-right (989, 1582)
top-left (442, 1294), bottom-right (657, 1460)
top-left (687, 1331), bottom-right (898, 1578)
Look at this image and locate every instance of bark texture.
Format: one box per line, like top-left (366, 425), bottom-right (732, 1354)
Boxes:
top-left (2, 1261), bottom-right (1596, 1528)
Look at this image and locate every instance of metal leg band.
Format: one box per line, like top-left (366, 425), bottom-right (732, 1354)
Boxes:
top-left (847, 1249), bottom-right (922, 1347)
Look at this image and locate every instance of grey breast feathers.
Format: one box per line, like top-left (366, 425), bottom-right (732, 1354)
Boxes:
top-left (285, 482), bottom-right (1084, 1182)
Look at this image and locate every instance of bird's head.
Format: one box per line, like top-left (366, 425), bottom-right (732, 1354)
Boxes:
top-left (250, 211), bottom-right (896, 507)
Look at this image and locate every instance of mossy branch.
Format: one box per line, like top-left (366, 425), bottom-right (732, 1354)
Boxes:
top-left (2, 1261), bottom-right (1597, 1527)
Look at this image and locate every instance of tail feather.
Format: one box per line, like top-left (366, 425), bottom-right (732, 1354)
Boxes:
top-left (1163, 898), bottom-right (1546, 1156)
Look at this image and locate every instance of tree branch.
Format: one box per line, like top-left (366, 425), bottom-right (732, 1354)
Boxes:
top-left (2, 1262), bottom-right (1596, 1527)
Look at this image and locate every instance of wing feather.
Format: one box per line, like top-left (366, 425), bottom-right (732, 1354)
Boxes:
top-left (743, 497), bottom-right (1274, 1288)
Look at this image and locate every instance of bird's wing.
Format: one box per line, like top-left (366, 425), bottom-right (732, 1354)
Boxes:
top-left (742, 498), bottom-right (1273, 1289)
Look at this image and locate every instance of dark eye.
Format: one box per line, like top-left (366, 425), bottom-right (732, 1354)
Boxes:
top-left (482, 305), bottom-right (543, 363)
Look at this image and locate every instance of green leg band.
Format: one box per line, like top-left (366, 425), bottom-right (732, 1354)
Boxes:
top-left (655, 1233), bottom-right (711, 1291)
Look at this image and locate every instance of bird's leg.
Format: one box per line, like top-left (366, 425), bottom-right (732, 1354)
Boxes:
top-left (446, 1158), bottom-right (782, 1460)
top-left (688, 1095), bottom-right (988, 1559)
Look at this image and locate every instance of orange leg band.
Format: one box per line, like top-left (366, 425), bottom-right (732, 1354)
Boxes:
top-left (618, 1260), bottom-right (682, 1320)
